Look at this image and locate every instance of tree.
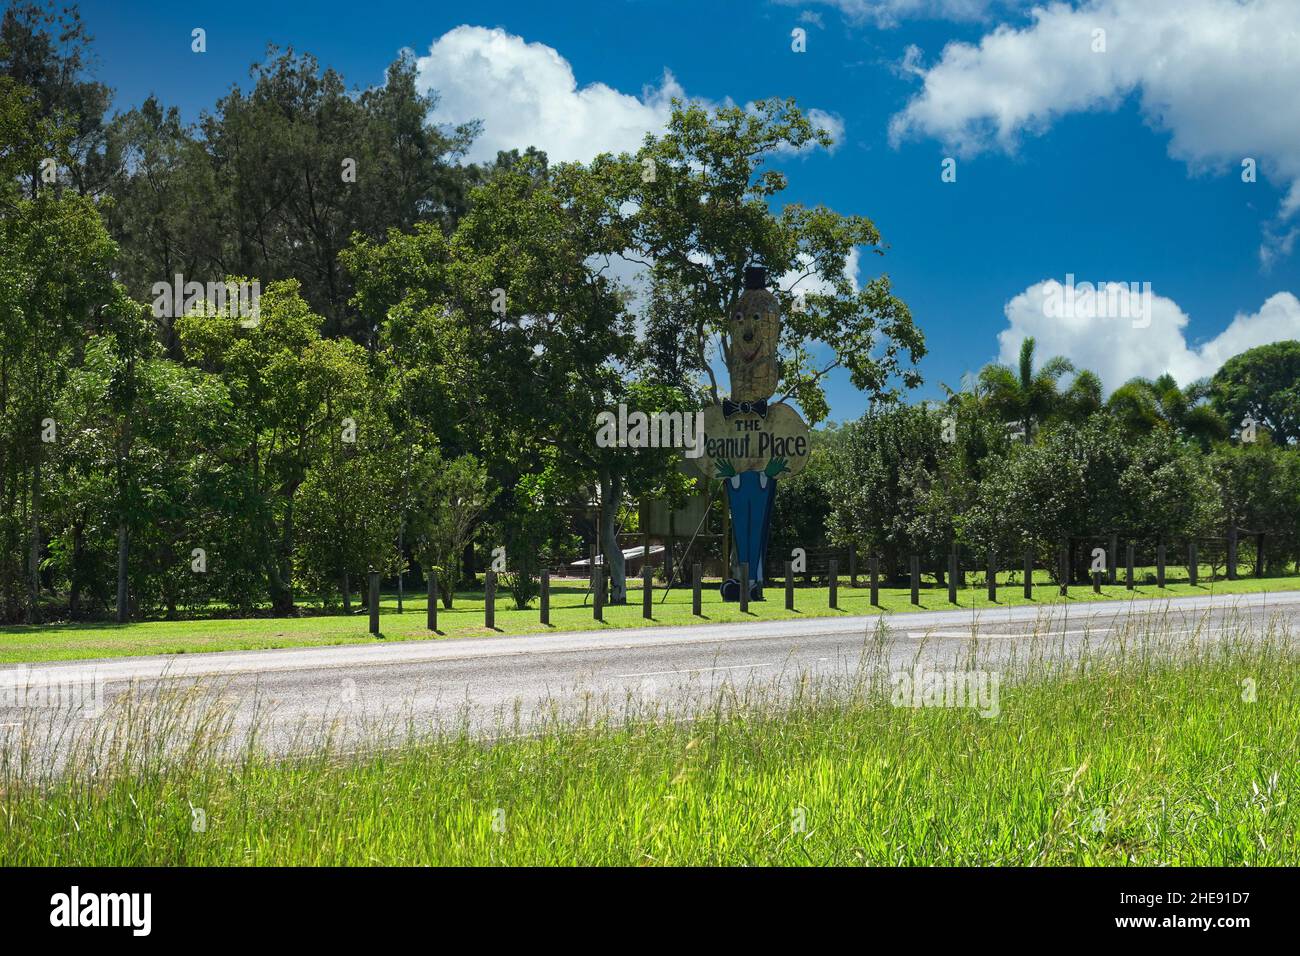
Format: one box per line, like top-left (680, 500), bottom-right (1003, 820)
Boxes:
top-left (769, 424), bottom-right (842, 561)
top-left (52, 301), bottom-right (230, 619)
top-left (294, 421), bottom-right (403, 611)
top-left (179, 47), bottom-right (477, 340)
top-left (0, 1), bottom-right (113, 198)
top-left (826, 404), bottom-right (945, 582)
top-left (102, 96), bottom-right (221, 356)
top-left (176, 279), bottom-right (374, 613)
top-left (1107, 373), bottom-right (1227, 448)
top-left (409, 452), bottom-right (495, 609)
top-left (0, 75), bottom-right (117, 621)
top-left (595, 97), bottom-right (924, 424)
top-left (348, 155), bottom-right (677, 605)
top-left (1210, 439), bottom-right (1300, 573)
top-left (962, 416), bottom-right (1219, 579)
top-left (977, 336), bottom-right (1075, 442)
top-left (1211, 341), bottom-right (1300, 445)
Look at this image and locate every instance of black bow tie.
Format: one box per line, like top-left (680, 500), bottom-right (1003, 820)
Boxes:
top-left (723, 398), bottom-right (768, 419)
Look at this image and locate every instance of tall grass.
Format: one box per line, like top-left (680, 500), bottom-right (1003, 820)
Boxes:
top-left (1, 612), bottom-right (1296, 865)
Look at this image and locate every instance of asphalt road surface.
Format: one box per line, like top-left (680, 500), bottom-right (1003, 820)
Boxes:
top-left (3, 590), bottom-right (1299, 760)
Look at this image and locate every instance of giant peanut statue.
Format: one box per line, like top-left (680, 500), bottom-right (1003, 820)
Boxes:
top-left (693, 266), bottom-right (811, 601)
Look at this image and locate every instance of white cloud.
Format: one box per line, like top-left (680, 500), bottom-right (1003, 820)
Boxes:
top-left (415, 26), bottom-right (844, 166)
top-left (889, 0), bottom-right (1300, 250)
top-left (415, 26), bottom-right (684, 164)
top-left (998, 279), bottom-right (1300, 389)
top-left (779, 247), bottom-right (863, 296)
top-left (1260, 226), bottom-right (1299, 272)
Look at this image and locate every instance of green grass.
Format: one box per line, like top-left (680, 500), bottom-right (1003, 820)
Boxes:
top-left (2, 617), bottom-right (1296, 864)
top-left (0, 569), bottom-right (1298, 664)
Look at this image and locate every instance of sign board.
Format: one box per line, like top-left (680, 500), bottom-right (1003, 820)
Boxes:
top-left (690, 401), bottom-right (811, 480)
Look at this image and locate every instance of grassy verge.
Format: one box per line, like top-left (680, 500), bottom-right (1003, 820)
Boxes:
top-left (1, 621), bottom-right (1295, 864)
top-left (0, 570), bottom-right (1297, 664)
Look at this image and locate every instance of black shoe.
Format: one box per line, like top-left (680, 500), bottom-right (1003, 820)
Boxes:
top-left (720, 578), bottom-right (740, 602)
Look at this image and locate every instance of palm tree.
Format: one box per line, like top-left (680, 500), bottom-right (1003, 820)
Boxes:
top-left (977, 337), bottom-right (1076, 442)
top-left (1106, 373), bottom-right (1227, 448)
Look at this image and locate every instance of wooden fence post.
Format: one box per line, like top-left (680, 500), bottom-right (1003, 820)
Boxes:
top-left (988, 551), bottom-right (997, 603)
top-left (427, 570), bottom-right (438, 632)
top-left (1157, 542), bottom-right (1166, 588)
top-left (1256, 532), bottom-right (1266, 578)
top-left (849, 543), bottom-right (857, 588)
top-left (1092, 570), bottom-right (1101, 593)
top-left (368, 567), bottom-right (380, 636)
top-left (1188, 543), bottom-right (1198, 587)
top-left (910, 555), bottom-right (920, 605)
top-left (540, 569), bottom-right (549, 625)
top-left (1227, 526), bottom-right (1238, 580)
top-left (828, 559), bottom-right (838, 609)
top-left (1126, 542), bottom-right (1135, 590)
top-left (1059, 544), bottom-right (1068, 596)
top-left (484, 569), bottom-right (496, 628)
top-left (593, 566), bottom-right (603, 620)
top-left (784, 560), bottom-right (794, 611)
top-left (692, 563), bottom-right (702, 616)
top-left (948, 551), bottom-right (958, 604)
top-left (1024, 549), bottom-right (1033, 600)
top-left (643, 563), bottom-right (653, 619)
top-left (740, 562), bottom-right (750, 613)
top-left (869, 554), bottom-right (879, 607)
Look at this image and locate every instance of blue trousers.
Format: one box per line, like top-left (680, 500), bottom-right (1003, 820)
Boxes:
top-left (724, 471), bottom-right (777, 588)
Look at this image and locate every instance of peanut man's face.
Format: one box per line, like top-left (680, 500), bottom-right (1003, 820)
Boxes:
top-left (727, 290), bottom-right (781, 402)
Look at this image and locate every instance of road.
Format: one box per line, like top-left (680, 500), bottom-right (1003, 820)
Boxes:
top-left (2, 590), bottom-right (1299, 760)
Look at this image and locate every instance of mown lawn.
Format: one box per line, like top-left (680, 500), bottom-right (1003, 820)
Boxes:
top-left (1, 569), bottom-right (1298, 663)
top-left (1, 626), bottom-right (1295, 865)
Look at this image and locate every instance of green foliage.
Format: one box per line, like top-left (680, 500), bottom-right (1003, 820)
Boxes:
top-left (977, 336), bottom-right (1077, 441)
top-left (1107, 373), bottom-right (1227, 448)
top-left (1211, 341), bottom-right (1300, 445)
top-left (769, 426), bottom-right (841, 558)
top-left (595, 97), bottom-right (924, 421)
top-left (825, 404), bottom-right (946, 580)
top-left (409, 452), bottom-right (495, 610)
top-left (1210, 438), bottom-right (1300, 572)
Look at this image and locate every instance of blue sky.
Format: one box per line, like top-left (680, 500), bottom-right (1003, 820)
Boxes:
top-left (78, 0), bottom-right (1300, 423)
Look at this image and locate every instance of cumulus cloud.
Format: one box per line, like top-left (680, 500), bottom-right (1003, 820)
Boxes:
top-left (415, 25), bottom-right (843, 165)
top-left (415, 26), bottom-right (684, 164)
top-left (998, 279), bottom-right (1300, 389)
top-left (889, 0), bottom-right (1300, 254)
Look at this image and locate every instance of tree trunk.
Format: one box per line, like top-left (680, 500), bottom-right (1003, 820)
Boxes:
top-left (69, 519), bottom-right (83, 620)
top-left (441, 564), bottom-right (454, 609)
top-left (115, 518), bottom-right (129, 624)
top-left (269, 495), bottom-right (296, 614)
top-left (599, 470), bottom-right (627, 604)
